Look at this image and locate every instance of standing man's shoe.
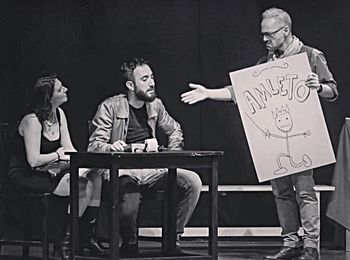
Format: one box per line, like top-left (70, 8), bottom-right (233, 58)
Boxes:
top-left (264, 246), bottom-right (302, 259)
top-left (120, 242), bottom-right (140, 258)
top-left (294, 247), bottom-right (319, 260)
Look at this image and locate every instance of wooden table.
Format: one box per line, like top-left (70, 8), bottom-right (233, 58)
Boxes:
top-left (68, 150), bottom-right (223, 260)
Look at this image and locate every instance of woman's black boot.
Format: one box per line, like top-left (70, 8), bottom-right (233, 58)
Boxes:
top-left (79, 207), bottom-right (109, 256)
top-left (81, 237), bottom-right (109, 256)
top-left (53, 226), bottom-right (70, 260)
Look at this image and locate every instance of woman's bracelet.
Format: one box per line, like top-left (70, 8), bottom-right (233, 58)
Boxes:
top-left (55, 151), bottom-right (60, 161)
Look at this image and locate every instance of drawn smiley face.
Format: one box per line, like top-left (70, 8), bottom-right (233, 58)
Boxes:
top-left (275, 111), bottom-right (293, 133)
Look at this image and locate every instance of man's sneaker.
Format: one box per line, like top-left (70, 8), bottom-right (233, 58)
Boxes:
top-left (264, 246), bottom-right (302, 259)
top-left (294, 247), bottom-right (319, 260)
top-left (174, 245), bottom-right (187, 256)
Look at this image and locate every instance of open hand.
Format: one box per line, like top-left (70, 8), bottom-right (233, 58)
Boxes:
top-left (181, 83), bottom-right (209, 104)
top-left (303, 130), bottom-right (311, 137)
top-left (263, 129), bottom-right (271, 138)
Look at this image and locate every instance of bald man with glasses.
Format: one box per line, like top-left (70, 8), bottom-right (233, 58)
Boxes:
top-left (182, 7), bottom-right (338, 260)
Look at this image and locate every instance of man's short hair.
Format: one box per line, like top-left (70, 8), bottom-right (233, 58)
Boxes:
top-left (262, 7), bottom-right (292, 30)
top-left (120, 57), bottom-right (149, 84)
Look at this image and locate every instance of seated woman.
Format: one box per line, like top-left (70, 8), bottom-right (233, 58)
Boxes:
top-left (8, 75), bottom-right (107, 259)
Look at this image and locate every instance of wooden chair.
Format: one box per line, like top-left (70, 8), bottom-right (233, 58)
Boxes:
top-left (0, 122), bottom-right (50, 260)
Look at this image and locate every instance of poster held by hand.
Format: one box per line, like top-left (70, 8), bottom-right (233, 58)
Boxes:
top-left (229, 53), bottom-right (335, 182)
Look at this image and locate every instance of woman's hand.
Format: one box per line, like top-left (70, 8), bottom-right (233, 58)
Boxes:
top-left (56, 147), bottom-right (70, 161)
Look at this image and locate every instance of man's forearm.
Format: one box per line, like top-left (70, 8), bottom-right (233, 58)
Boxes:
top-left (208, 86), bottom-right (236, 102)
top-left (318, 83), bottom-right (338, 101)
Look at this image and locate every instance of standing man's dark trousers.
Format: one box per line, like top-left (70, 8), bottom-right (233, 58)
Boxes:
top-left (264, 169), bottom-right (319, 260)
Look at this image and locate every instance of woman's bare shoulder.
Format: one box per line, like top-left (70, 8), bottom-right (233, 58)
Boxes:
top-left (18, 113), bottom-right (41, 135)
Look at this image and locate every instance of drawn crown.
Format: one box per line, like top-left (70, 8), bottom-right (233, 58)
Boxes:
top-left (272, 105), bottom-right (290, 119)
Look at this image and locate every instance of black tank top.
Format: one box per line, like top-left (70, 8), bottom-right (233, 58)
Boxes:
top-left (8, 110), bottom-right (62, 177)
top-left (40, 110), bottom-right (61, 154)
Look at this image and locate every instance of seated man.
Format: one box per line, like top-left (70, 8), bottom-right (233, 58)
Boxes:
top-left (88, 57), bottom-right (202, 257)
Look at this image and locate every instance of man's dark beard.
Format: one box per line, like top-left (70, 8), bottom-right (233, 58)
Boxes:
top-left (135, 89), bottom-right (156, 102)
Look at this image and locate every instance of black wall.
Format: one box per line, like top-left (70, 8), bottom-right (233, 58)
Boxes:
top-left (1, 0), bottom-right (349, 243)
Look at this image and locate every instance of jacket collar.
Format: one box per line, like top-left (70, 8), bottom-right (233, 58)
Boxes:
top-left (145, 101), bottom-right (157, 119)
top-left (114, 94), bottom-right (157, 119)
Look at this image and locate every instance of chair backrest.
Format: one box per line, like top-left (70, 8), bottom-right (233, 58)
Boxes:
top-left (0, 123), bottom-right (18, 193)
top-left (0, 123), bottom-right (18, 152)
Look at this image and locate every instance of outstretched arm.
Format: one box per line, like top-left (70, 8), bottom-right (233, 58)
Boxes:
top-left (289, 130), bottom-right (311, 138)
top-left (181, 83), bottom-right (236, 104)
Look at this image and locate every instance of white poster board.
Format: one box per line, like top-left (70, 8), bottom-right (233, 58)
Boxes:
top-left (229, 53), bottom-right (335, 182)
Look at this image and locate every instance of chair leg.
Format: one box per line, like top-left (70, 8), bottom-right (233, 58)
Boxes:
top-left (161, 194), bottom-right (168, 254)
top-left (0, 200), bottom-right (4, 256)
top-left (41, 196), bottom-right (49, 260)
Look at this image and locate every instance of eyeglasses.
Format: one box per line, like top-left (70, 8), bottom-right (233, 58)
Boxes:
top-left (261, 26), bottom-right (286, 39)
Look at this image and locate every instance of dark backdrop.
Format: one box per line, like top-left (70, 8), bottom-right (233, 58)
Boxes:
top-left (1, 0), bottom-right (349, 244)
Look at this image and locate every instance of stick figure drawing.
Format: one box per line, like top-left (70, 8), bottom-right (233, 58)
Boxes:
top-left (245, 105), bottom-right (312, 175)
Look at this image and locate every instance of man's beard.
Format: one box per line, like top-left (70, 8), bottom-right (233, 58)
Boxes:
top-left (135, 88), bottom-right (156, 102)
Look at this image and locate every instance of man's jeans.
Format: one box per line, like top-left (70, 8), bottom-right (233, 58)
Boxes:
top-left (117, 168), bottom-right (202, 244)
top-left (270, 169), bottom-right (319, 249)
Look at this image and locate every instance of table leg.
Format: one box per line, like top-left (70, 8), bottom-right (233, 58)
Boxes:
top-left (41, 196), bottom-right (49, 260)
top-left (209, 159), bottom-right (218, 260)
top-left (164, 168), bottom-right (177, 255)
top-left (161, 191), bottom-right (168, 254)
top-left (70, 159), bottom-right (79, 260)
top-left (110, 164), bottom-right (120, 260)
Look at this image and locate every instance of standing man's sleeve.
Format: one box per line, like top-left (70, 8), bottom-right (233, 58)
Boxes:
top-left (312, 50), bottom-right (338, 101)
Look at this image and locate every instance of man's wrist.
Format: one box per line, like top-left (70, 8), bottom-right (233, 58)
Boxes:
top-left (205, 89), bottom-right (211, 100)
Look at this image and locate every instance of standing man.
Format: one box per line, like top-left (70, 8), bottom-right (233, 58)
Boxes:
top-left (181, 7), bottom-right (338, 260)
top-left (89, 57), bottom-right (202, 257)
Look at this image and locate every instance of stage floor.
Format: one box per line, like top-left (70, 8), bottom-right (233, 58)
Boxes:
top-left (0, 239), bottom-right (348, 259)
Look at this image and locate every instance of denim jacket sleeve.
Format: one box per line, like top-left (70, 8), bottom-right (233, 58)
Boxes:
top-left (88, 99), bottom-right (116, 152)
top-left (156, 99), bottom-right (184, 150)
